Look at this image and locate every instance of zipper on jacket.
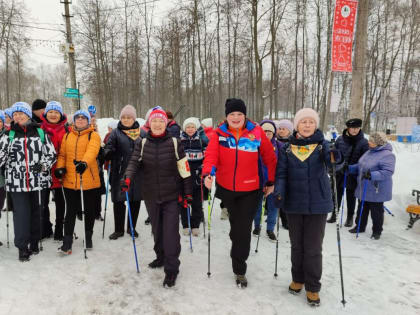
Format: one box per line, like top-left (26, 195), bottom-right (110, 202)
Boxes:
top-left (23, 127), bottom-right (30, 192)
top-left (233, 139), bottom-right (238, 191)
top-left (74, 132), bottom-right (80, 189)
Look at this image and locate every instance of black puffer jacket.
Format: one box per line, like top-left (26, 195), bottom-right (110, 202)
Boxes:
top-left (104, 121), bottom-right (142, 203)
top-left (125, 132), bottom-right (192, 202)
top-left (335, 129), bottom-right (369, 190)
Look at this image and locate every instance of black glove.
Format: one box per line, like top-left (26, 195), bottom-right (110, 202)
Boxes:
top-left (75, 161), bottom-right (87, 174)
top-left (342, 161), bottom-right (349, 173)
top-left (32, 163), bottom-right (43, 173)
top-left (104, 150), bottom-right (113, 161)
top-left (54, 168), bottom-right (66, 179)
top-left (362, 170), bottom-right (371, 180)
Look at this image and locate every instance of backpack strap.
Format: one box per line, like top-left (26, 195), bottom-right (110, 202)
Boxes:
top-left (36, 128), bottom-right (45, 143)
top-left (172, 137), bottom-right (179, 160)
top-left (138, 138), bottom-right (147, 162)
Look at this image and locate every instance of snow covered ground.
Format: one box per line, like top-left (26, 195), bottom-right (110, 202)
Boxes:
top-left (0, 123), bottom-right (419, 315)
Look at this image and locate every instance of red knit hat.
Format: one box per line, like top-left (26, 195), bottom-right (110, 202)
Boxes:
top-left (148, 108), bottom-right (168, 125)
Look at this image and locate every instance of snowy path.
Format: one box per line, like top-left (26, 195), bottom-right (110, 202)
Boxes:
top-left (0, 142), bottom-right (419, 315)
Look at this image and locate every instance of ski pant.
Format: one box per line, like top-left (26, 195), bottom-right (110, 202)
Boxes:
top-left (145, 199), bottom-right (181, 274)
top-left (217, 186), bottom-right (261, 275)
top-left (180, 183), bottom-right (203, 229)
top-left (52, 188), bottom-right (66, 239)
top-left (113, 200), bottom-right (140, 233)
top-left (337, 184), bottom-right (356, 219)
top-left (10, 191), bottom-right (41, 250)
top-left (41, 189), bottom-right (53, 238)
top-left (63, 188), bottom-right (96, 247)
top-left (279, 208), bottom-right (288, 228)
top-left (254, 193), bottom-right (278, 232)
top-left (0, 186), bottom-right (5, 211)
top-left (355, 200), bottom-right (384, 235)
top-left (94, 188), bottom-right (102, 218)
top-left (287, 213), bottom-right (327, 293)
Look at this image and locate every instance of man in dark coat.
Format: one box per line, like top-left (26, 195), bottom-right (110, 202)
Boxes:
top-left (327, 118), bottom-right (369, 226)
top-left (165, 111), bottom-right (181, 139)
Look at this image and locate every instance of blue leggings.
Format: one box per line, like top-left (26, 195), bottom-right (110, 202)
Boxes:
top-left (254, 193), bottom-right (278, 232)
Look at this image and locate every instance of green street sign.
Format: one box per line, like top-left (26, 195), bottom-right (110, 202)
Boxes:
top-left (64, 93), bottom-right (83, 99)
top-left (66, 88), bottom-right (79, 94)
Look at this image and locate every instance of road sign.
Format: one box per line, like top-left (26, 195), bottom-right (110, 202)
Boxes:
top-left (64, 93), bottom-right (83, 99)
top-left (66, 88), bottom-right (79, 94)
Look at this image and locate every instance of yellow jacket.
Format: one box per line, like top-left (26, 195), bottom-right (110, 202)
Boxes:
top-left (57, 126), bottom-right (101, 190)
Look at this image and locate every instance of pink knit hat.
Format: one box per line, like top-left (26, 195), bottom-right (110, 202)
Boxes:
top-left (293, 108), bottom-right (320, 130)
top-left (148, 108), bottom-right (168, 125)
top-left (119, 104), bottom-right (137, 120)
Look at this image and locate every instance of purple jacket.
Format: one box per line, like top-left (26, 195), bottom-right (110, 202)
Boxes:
top-left (349, 143), bottom-right (395, 202)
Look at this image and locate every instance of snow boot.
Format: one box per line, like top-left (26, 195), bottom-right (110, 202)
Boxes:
top-left (326, 212), bottom-right (336, 223)
top-left (220, 207), bottom-right (229, 220)
top-left (163, 272), bottom-right (178, 288)
top-left (58, 235), bottom-right (72, 255)
top-left (109, 231), bottom-right (124, 240)
top-left (0, 241), bottom-right (3, 246)
top-left (19, 248), bottom-right (31, 262)
top-left (148, 259), bottom-right (164, 269)
top-left (306, 291), bottom-right (320, 307)
top-left (344, 216), bottom-right (353, 227)
top-left (85, 231), bottom-right (93, 250)
top-left (349, 227), bottom-right (364, 234)
top-left (235, 274), bottom-right (248, 288)
top-left (127, 229), bottom-right (139, 238)
top-left (288, 281), bottom-right (303, 294)
top-left (191, 228), bottom-right (200, 237)
top-left (96, 214), bottom-right (104, 221)
top-left (29, 242), bottom-right (40, 256)
top-left (267, 230), bottom-right (277, 242)
top-left (371, 233), bottom-right (381, 240)
top-left (252, 226), bottom-right (261, 236)
top-left (182, 228), bottom-right (190, 236)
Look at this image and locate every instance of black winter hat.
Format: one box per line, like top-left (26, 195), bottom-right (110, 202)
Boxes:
top-left (346, 118), bottom-right (362, 128)
top-left (32, 99), bottom-right (47, 111)
top-left (225, 98), bottom-right (246, 116)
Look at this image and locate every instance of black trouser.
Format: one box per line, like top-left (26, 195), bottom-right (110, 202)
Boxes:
top-left (94, 188), bottom-right (102, 218)
top-left (279, 208), bottom-right (288, 227)
top-left (287, 213), bottom-right (327, 293)
top-left (0, 186), bottom-right (6, 210)
top-left (355, 200), bottom-right (384, 234)
top-left (63, 188), bottom-right (96, 245)
top-left (145, 199), bottom-right (181, 274)
top-left (10, 191), bottom-right (41, 250)
top-left (52, 188), bottom-right (66, 239)
top-left (180, 183), bottom-right (203, 229)
top-left (337, 184), bottom-right (356, 219)
top-left (41, 189), bottom-right (53, 237)
top-left (113, 200), bottom-right (140, 233)
top-left (218, 187), bottom-right (261, 275)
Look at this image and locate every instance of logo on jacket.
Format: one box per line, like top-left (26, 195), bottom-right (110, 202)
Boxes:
top-left (248, 134), bottom-right (256, 141)
top-left (291, 144), bottom-right (318, 162)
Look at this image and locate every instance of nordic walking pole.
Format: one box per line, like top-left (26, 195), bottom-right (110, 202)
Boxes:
top-left (38, 188), bottom-right (43, 251)
top-left (255, 197), bottom-right (266, 253)
top-left (80, 175), bottom-right (88, 259)
top-left (207, 166), bottom-right (216, 278)
top-left (6, 193), bottom-right (9, 248)
top-left (339, 172), bottom-right (348, 227)
top-left (330, 146), bottom-right (346, 307)
top-left (126, 191), bottom-right (140, 273)
top-left (186, 205), bottom-right (193, 252)
top-left (201, 178), bottom-right (206, 238)
top-left (274, 208), bottom-right (280, 278)
top-left (383, 205), bottom-right (394, 217)
top-left (102, 163), bottom-right (111, 239)
top-left (356, 179), bottom-right (368, 238)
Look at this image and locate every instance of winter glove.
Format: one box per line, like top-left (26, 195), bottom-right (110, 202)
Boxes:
top-left (32, 163), bottom-right (43, 174)
top-left (120, 177), bottom-right (131, 192)
top-left (342, 161), bottom-right (349, 173)
top-left (183, 195), bottom-right (193, 208)
top-left (362, 170), bottom-right (371, 180)
top-left (104, 149), bottom-right (113, 161)
top-left (54, 168), bottom-right (66, 179)
top-left (330, 148), bottom-right (340, 163)
top-left (75, 161), bottom-right (87, 174)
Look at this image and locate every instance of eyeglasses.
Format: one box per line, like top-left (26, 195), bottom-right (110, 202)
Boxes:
top-left (75, 115), bottom-right (87, 120)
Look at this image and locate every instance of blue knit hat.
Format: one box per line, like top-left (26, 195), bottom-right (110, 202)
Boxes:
top-left (11, 102), bottom-right (32, 119)
top-left (0, 110), bottom-right (5, 123)
top-left (45, 101), bottom-right (63, 116)
top-left (73, 109), bottom-right (91, 125)
top-left (4, 107), bottom-right (13, 119)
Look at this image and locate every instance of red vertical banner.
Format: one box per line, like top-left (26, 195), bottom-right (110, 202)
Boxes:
top-left (331, 0), bottom-right (358, 72)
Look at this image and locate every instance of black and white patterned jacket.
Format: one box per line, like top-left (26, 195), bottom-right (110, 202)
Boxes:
top-left (0, 121), bottom-right (56, 192)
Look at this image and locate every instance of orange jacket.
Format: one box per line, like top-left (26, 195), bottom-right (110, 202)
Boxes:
top-left (56, 126), bottom-right (101, 191)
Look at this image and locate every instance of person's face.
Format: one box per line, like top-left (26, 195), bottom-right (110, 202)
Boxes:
top-left (226, 112), bottom-right (245, 129)
top-left (5, 115), bottom-right (11, 124)
top-left (33, 108), bottom-right (44, 118)
top-left (150, 118), bottom-right (166, 135)
top-left (108, 127), bottom-right (113, 133)
top-left (297, 118), bottom-right (316, 138)
top-left (0, 120), bottom-right (3, 129)
top-left (278, 127), bottom-right (290, 138)
top-left (46, 110), bottom-right (61, 124)
top-left (368, 140), bottom-right (377, 148)
top-left (74, 115), bottom-right (89, 129)
top-left (13, 112), bottom-right (30, 126)
top-left (264, 130), bottom-right (274, 140)
top-left (121, 115), bottom-right (135, 128)
top-left (348, 127), bottom-right (361, 136)
top-left (185, 124), bottom-right (197, 137)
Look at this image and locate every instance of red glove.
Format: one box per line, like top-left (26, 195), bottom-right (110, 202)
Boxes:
top-left (120, 178), bottom-right (131, 192)
top-left (183, 195), bottom-right (193, 208)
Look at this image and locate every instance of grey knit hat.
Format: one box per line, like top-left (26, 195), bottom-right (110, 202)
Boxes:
top-left (369, 132), bottom-right (388, 146)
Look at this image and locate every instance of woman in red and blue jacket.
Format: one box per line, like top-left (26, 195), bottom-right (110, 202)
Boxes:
top-left (203, 98), bottom-right (277, 288)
